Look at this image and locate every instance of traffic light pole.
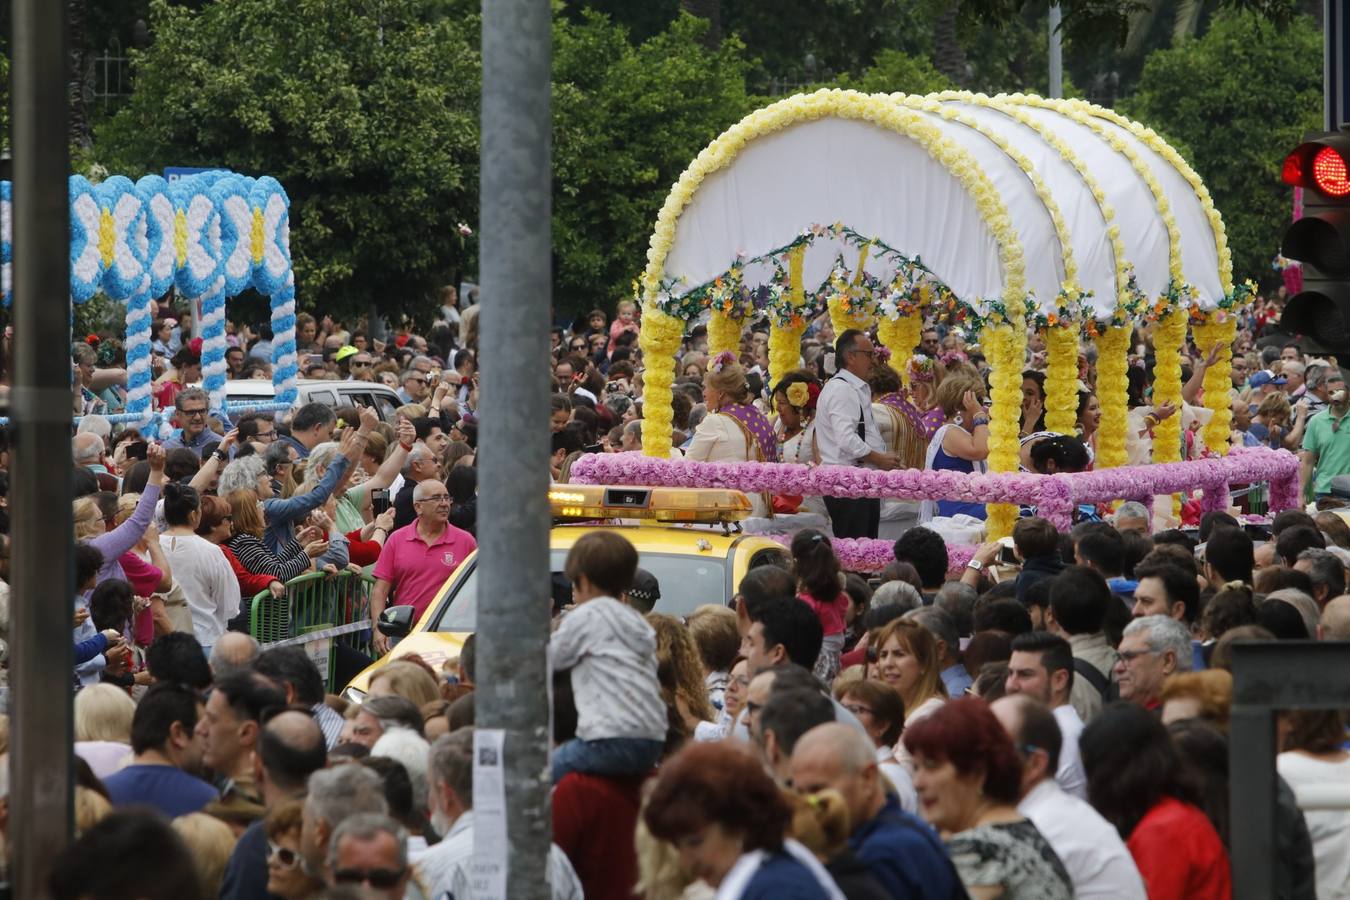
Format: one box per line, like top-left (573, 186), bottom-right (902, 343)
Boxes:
top-left (1328, 0), bottom-right (1350, 129)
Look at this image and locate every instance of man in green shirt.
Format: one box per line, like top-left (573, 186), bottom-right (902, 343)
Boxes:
top-left (1300, 389), bottom-right (1350, 501)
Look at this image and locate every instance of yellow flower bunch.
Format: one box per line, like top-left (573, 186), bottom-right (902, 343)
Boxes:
top-left (708, 310), bottom-right (742, 357)
top-left (1094, 326), bottom-right (1131, 470)
top-left (637, 308), bottom-right (686, 458)
top-left (984, 323), bottom-right (1026, 539)
top-left (786, 381), bottom-right (810, 407)
top-left (1044, 325), bottom-right (1080, 435)
top-left (1193, 312), bottom-right (1237, 455)
top-left (1152, 310), bottom-right (1186, 466)
top-left (1067, 100), bottom-right (1235, 295)
top-left (935, 92), bottom-right (1131, 314)
top-left (878, 315), bottom-right (922, 384)
top-left (769, 245), bottom-right (808, 387)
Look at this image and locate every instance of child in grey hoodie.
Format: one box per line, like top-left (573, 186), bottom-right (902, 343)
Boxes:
top-left (551, 532), bottom-right (667, 783)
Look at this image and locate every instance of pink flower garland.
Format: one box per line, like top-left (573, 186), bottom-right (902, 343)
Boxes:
top-left (569, 446), bottom-right (1300, 536)
top-left (760, 535), bottom-right (976, 574)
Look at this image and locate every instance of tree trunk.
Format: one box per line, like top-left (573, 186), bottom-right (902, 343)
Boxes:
top-left (67, 0), bottom-right (91, 149)
top-left (932, 1), bottom-right (968, 87)
top-left (680, 0), bottom-right (722, 47)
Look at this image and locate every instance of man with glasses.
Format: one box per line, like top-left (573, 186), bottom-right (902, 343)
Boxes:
top-left (347, 352), bottom-right (376, 382)
top-left (815, 329), bottom-right (901, 539)
top-left (397, 368), bottom-right (432, 404)
top-left (235, 412), bottom-right (276, 454)
top-left (1113, 615), bottom-right (1192, 709)
top-left (163, 387), bottom-right (217, 457)
top-left (369, 478), bottom-right (476, 655)
top-left (326, 814), bottom-right (413, 899)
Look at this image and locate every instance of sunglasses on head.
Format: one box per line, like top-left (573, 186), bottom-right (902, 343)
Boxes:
top-left (333, 868), bottom-right (406, 889)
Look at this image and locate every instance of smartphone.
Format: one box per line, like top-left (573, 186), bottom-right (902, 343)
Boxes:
top-left (306, 353), bottom-right (324, 366)
top-left (371, 489), bottom-right (391, 515)
top-left (1000, 544), bottom-right (1019, 565)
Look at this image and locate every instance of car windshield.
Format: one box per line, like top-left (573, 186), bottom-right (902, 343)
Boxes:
top-left (434, 549), bottom-right (727, 632)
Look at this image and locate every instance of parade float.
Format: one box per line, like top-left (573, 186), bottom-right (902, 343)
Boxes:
top-left (571, 90), bottom-right (1299, 545)
top-left (0, 170), bottom-right (299, 432)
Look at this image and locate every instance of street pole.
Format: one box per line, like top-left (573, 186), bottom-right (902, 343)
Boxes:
top-left (476, 0), bottom-right (552, 897)
top-left (10, 0), bottom-right (75, 894)
top-left (1047, 4), bottom-right (1063, 99)
top-left (1328, 0), bottom-right (1350, 129)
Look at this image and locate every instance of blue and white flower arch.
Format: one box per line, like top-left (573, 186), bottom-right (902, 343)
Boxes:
top-left (0, 170), bottom-right (299, 432)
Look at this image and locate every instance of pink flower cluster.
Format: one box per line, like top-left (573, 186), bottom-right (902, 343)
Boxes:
top-left (569, 446), bottom-right (1300, 535)
top-left (764, 535), bottom-right (975, 574)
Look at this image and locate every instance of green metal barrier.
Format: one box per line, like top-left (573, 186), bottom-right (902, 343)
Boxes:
top-left (249, 570), bottom-right (375, 688)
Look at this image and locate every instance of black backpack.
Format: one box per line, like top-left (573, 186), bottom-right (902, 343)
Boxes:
top-left (1074, 657), bottom-right (1117, 704)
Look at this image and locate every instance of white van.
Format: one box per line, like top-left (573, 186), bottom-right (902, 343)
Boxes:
top-left (220, 379), bottom-right (406, 424)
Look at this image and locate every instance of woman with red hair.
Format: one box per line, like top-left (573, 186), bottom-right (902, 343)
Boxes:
top-left (642, 741), bottom-right (844, 898)
top-left (904, 698), bottom-right (1072, 899)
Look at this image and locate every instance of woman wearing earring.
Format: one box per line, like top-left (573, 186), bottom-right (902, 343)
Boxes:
top-left (688, 351), bottom-right (779, 517)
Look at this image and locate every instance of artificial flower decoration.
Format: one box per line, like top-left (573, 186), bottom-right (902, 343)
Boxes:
top-left (786, 381), bottom-right (810, 408)
top-left (709, 350), bottom-right (737, 374)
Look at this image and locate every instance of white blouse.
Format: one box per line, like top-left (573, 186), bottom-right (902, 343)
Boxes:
top-left (686, 413), bottom-right (770, 517)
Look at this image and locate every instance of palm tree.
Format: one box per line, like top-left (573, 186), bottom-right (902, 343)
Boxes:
top-left (1123, 0), bottom-right (1204, 56)
top-left (931, 0), bottom-right (970, 86)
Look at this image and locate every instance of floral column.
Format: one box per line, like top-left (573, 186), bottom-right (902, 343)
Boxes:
top-left (1192, 310), bottom-right (1237, 457)
top-left (985, 320), bottom-right (1026, 540)
top-left (1093, 325), bottom-right (1131, 471)
top-left (1043, 324), bottom-right (1080, 435)
top-left (638, 306), bottom-right (685, 458)
top-left (768, 245), bottom-right (808, 387)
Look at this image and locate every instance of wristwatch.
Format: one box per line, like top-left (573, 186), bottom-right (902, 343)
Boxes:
top-left (967, 559), bottom-right (985, 572)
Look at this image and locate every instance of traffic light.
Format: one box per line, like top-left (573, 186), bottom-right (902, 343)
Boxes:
top-left (1281, 132), bottom-right (1350, 351)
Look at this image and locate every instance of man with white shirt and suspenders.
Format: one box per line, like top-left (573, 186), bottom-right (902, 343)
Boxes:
top-left (815, 329), bottom-right (903, 539)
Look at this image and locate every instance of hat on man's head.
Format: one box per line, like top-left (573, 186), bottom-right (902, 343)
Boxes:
top-left (334, 345), bottom-right (359, 363)
top-left (627, 568), bottom-right (661, 614)
top-left (1251, 371), bottom-right (1287, 388)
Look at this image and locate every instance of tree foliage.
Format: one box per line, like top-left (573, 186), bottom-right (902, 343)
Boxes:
top-left (551, 12), bottom-right (750, 313)
top-left (1123, 11), bottom-right (1320, 284)
top-left (97, 0), bottom-right (480, 324)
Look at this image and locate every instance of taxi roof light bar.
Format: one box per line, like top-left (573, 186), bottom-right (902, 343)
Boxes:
top-left (547, 485), bottom-right (751, 523)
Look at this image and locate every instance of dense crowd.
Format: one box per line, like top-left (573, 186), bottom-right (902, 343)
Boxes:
top-left (1, 283), bottom-right (1347, 898)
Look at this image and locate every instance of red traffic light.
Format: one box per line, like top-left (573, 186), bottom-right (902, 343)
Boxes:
top-left (1283, 134), bottom-right (1350, 198)
top-left (1314, 146), bottom-right (1350, 197)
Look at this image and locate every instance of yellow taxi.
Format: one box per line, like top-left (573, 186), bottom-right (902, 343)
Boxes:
top-left (343, 484), bottom-right (790, 697)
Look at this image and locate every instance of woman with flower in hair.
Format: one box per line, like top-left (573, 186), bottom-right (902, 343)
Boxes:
top-left (772, 371), bottom-right (826, 518)
top-left (872, 353), bottom-right (946, 471)
top-left (688, 351), bottom-right (778, 517)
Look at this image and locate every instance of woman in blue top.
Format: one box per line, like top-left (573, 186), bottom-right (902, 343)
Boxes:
top-left (644, 741), bottom-right (845, 899)
top-left (920, 372), bottom-right (990, 523)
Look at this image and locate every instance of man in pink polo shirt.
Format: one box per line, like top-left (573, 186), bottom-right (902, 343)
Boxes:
top-left (370, 479), bottom-right (476, 654)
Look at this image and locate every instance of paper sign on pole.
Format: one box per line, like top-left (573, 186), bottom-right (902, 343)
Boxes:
top-left (471, 728), bottom-right (508, 899)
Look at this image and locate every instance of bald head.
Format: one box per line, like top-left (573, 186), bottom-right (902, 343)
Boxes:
top-left (790, 722), bottom-right (881, 828)
top-left (792, 722), bottom-right (875, 774)
top-left (210, 632), bottom-right (260, 677)
top-left (1319, 595), bottom-right (1350, 641)
top-left (73, 432), bottom-right (103, 465)
top-left (259, 709), bottom-right (326, 793)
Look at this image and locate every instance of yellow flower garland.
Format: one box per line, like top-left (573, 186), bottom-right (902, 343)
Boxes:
top-left (933, 92), bottom-right (1131, 322)
top-left (1193, 312), bottom-right (1237, 456)
top-left (638, 308), bottom-right (687, 457)
top-left (1152, 309), bottom-right (1187, 467)
top-left (1016, 95), bottom-right (1186, 301)
top-left (769, 245), bottom-right (808, 387)
top-left (878, 315), bottom-right (922, 385)
top-left (827, 245), bottom-right (876, 338)
top-left (1044, 326), bottom-right (1080, 435)
top-left (985, 323), bottom-right (1026, 539)
top-left (639, 89), bottom-right (1030, 454)
top-left (1094, 326), bottom-right (1131, 470)
top-left (898, 94), bottom-right (1080, 294)
top-left (1067, 100), bottom-right (1234, 295)
top-left (707, 310), bottom-right (742, 358)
